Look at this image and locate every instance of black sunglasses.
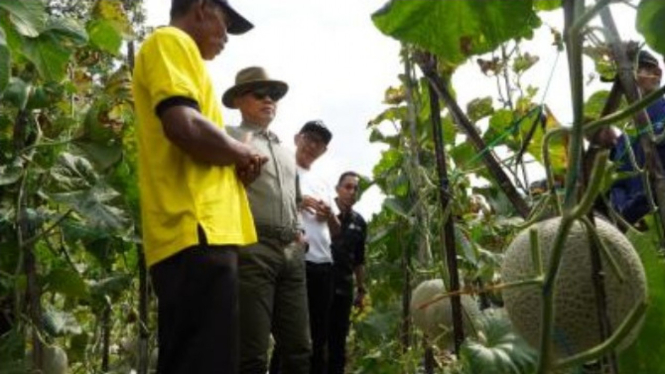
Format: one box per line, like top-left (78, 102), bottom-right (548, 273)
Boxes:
top-left (246, 87), bottom-right (281, 101)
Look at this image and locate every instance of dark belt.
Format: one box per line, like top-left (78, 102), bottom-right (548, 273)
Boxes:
top-left (256, 225), bottom-right (299, 245)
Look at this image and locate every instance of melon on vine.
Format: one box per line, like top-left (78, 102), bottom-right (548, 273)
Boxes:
top-left (500, 217), bottom-right (647, 359)
top-left (410, 279), bottom-right (481, 348)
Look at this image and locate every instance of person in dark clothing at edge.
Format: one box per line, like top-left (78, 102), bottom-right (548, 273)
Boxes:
top-left (327, 172), bottom-right (367, 374)
top-left (609, 48), bottom-right (665, 227)
top-left (132, 0), bottom-right (267, 373)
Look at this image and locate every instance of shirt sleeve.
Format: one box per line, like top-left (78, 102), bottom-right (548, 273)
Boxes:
top-left (139, 33), bottom-right (202, 112)
top-left (353, 216), bottom-right (367, 266)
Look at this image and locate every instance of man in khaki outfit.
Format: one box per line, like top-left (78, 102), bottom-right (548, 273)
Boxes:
top-left (224, 67), bottom-right (311, 374)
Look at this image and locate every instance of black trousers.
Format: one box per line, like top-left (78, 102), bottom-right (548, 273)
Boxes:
top-left (327, 289), bottom-right (353, 374)
top-left (150, 244), bottom-right (239, 374)
top-left (306, 261), bottom-right (333, 374)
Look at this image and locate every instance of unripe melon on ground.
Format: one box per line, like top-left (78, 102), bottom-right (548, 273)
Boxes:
top-left (410, 279), bottom-right (481, 348)
top-left (26, 345), bottom-right (68, 374)
top-left (501, 217), bottom-right (647, 359)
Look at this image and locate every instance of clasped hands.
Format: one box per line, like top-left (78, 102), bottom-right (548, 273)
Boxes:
top-left (301, 195), bottom-right (333, 222)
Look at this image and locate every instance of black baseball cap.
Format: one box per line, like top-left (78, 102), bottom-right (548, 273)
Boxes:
top-left (638, 50), bottom-right (659, 69)
top-left (213, 0), bottom-right (253, 35)
top-left (300, 120), bottom-right (332, 145)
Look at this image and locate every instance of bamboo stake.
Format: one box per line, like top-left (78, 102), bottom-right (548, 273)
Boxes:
top-left (423, 54), bottom-right (465, 355)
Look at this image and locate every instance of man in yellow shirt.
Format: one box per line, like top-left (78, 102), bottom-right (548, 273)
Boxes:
top-left (132, 1), bottom-right (266, 372)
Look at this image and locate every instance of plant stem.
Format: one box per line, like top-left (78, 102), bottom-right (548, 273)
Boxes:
top-left (417, 56), bottom-right (531, 218)
top-left (425, 53), bottom-right (464, 354)
top-left (529, 227), bottom-right (543, 277)
top-left (555, 301), bottom-right (647, 370)
top-left (562, 0), bottom-right (586, 211)
top-left (584, 85), bottom-right (665, 135)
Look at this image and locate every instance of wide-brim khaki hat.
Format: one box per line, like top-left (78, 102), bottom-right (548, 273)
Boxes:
top-left (222, 66), bottom-right (288, 108)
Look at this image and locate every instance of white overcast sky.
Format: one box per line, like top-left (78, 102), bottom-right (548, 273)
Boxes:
top-left (142, 1), bottom-right (645, 219)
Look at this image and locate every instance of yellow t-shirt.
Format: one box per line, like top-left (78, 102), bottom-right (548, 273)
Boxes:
top-left (132, 26), bottom-right (256, 267)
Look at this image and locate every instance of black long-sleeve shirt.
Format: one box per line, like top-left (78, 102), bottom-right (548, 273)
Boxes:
top-left (331, 209), bottom-right (367, 295)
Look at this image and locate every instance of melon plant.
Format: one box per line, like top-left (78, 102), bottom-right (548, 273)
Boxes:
top-left (411, 279), bottom-right (481, 349)
top-left (500, 217), bottom-right (647, 359)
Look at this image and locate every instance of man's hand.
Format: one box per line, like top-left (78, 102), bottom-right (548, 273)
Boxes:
top-left (235, 132), bottom-right (268, 186)
top-left (301, 195), bottom-right (332, 222)
top-left (236, 153), bottom-right (268, 185)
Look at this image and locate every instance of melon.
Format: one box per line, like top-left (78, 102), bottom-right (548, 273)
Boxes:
top-left (501, 217), bottom-right (647, 358)
top-left (26, 345), bottom-right (68, 374)
top-left (410, 279), bottom-right (480, 348)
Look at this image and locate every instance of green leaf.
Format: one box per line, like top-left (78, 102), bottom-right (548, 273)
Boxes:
top-left (48, 185), bottom-right (127, 231)
top-left (89, 274), bottom-right (132, 298)
top-left (0, 27), bottom-right (9, 93)
top-left (461, 310), bottom-right (538, 374)
top-left (584, 90), bottom-right (611, 120)
top-left (0, 158), bottom-right (23, 186)
top-left (618, 225), bottom-right (665, 372)
top-left (91, 0), bottom-right (134, 39)
top-left (46, 153), bottom-right (127, 231)
top-left (372, 0), bottom-right (540, 65)
top-left (0, 328), bottom-right (26, 374)
top-left (382, 197), bottom-right (411, 219)
top-left (73, 140), bottom-right (123, 171)
top-left (0, 0), bottom-right (46, 37)
top-left (44, 268), bottom-right (90, 299)
top-left (637, 0), bottom-right (665, 56)
top-left (534, 0), bottom-right (561, 11)
top-left (44, 17), bottom-right (88, 46)
top-left (68, 333), bottom-right (89, 363)
top-left (1, 77), bottom-right (30, 109)
top-left (467, 97), bottom-right (495, 123)
top-left (43, 307), bottom-right (83, 336)
top-left (86, 19), bottom-right (123, 55)
top-left (21, 31), bottom-right (73, 82)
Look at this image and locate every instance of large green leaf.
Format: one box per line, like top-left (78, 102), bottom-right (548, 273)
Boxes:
top-left (44, 268), bottom-right (90, 300)
top-left (461, 310), bottom-right (538, 374)
top-left (372, 0), bottom-right (540, 65)
top-left (618, 225), bottom-right (665, 372)
top-left (0, 0), bottom-right (46, 37)
top-left (21, 31), bottom-right (72, 82)
top-left (0, 27), bottom-right (9, 93)
top-left (44, 17), bottom-right (88, 46)
top-left (637, 0), bottom-right (665, 56)
top-left (1, 77), bottom-right (30, 109)
top-left (86, 19), bottom-right (123, 55)
top-left (46, 153), bottom-right (127, 231)
top-left (43, 307), bottom-right (83, 336)
top-left (0, 328), bottom-right (26, 374)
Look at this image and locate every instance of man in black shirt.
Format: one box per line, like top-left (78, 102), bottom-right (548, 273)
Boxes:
top-left (328, 171), bottom-right (367, 374)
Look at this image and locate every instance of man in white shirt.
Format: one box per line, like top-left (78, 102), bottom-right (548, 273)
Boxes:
top-left (295, 120), bottom-right (340, 374)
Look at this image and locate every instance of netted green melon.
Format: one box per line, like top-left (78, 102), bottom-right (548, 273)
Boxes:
top-left (501, 217), bottom-right (647, 359)
top-left (411, 279), bottom-right (481, 348)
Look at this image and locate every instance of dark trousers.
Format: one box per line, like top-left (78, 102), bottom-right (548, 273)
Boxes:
top-left (306, 261), bottom-right (333, 374)
top-left (327, 289), bottom-right (353, 374)
top-left (150, 244), bottom-right (239, 374)
top-left (269, 262), bottom-right (333, 374)
top-left (238, 241), bottom-right (311, 374)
